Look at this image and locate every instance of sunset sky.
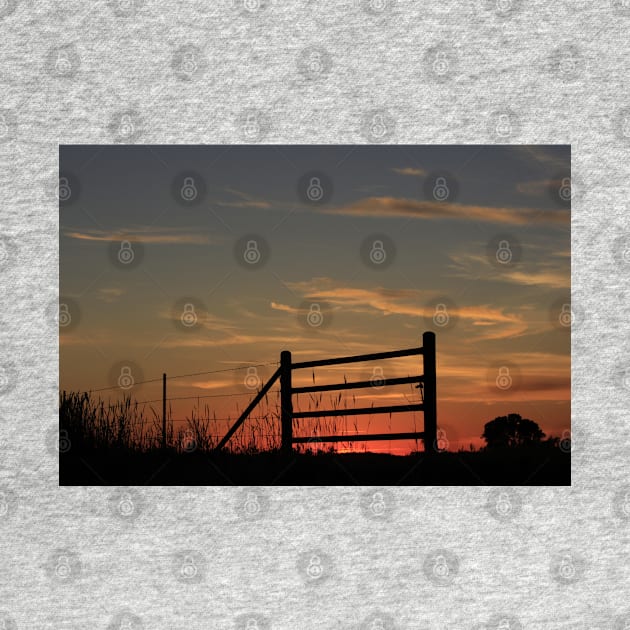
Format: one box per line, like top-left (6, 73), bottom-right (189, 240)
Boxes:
top-left (59, 145), bottom-right (570, 452)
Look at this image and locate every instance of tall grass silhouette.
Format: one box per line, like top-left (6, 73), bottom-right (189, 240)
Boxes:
top-left (59, 371), bottom-right (424, 455)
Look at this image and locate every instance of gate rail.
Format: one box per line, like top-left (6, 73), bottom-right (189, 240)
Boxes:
top-left (215, 331), bottom-right (437, 453)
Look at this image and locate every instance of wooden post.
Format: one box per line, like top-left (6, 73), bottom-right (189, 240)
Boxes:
top-left (422, 332), bottom-right (437, 454)
top-left (162, 373), bottom-right (167, 450)
top-left (280, 350), bottom-right (293, 453)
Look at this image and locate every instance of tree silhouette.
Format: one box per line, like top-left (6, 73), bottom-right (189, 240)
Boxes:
top-left (481, 413), bottom-right (545, 448)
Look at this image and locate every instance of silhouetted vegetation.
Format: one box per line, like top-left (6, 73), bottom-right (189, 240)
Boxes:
top-left (481, 413), bottom-right (545, 449)
top-left (59, 392), bottom-right (569, 485)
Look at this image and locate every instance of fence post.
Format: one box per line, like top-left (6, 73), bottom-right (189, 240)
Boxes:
top-left (422, 332), bottom-right (437, 454)
top-left (280, 350), bottom-right (293, 453)
top-left (162, 373), bottom-right (167, 450)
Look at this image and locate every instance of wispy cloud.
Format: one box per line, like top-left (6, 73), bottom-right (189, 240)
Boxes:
top-left (501, 269), bottom-right (569, 289)
top-left (392, 167), bottom-right (427, 177)
top-left (161, 333), bottom-right (306, 349)
top-left (510, 146), bottom-right (570, 171)
top-left (448, 252), bottom-right (570, 289)
top-left (321, 197), bottom-right (569, 226)
top-left (95, 287), bottom-right (125, 303)
top-left (516, 177), bottom-right (569, 197)
top-left (270, 302), bottom-right (299, 314)
top-left (216, 188), bottom-right (272, 209)
top-left (282, 277), bottom-right (528, 340)
top-left (64, 226), bottom-right (215, 245)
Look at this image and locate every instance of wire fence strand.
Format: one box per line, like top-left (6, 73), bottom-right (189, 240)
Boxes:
top-left (81, 361), bottom-right (279, 394)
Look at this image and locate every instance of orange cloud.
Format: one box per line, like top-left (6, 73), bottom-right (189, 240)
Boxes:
top-left (321, 197), bottom-right (569, 226)
top-left (283, 278), bottom-right (528, 340)
top-left (516, 178), bottom-right (569, 196)
top-left (217, 188), bottom-right (272, 209)
top-left (95, 287), bottom-right (125, 303)
top-left (448, 252), bottom-right (570, 289)
top-left (63, 227), bottom-right (215, 245)
top-left (392, 167), bottom-right (427, 177)
top-left (502, 269), bottom-right (569, 289)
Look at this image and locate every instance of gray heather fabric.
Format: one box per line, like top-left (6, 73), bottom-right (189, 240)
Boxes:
top-left (1, 1), bottom-right (630, 628)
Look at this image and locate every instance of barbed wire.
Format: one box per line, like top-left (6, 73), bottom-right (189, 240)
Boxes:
top-left (134, 388), bottom-right (280, 405)
top-left (80, 361), bottom-right (279, 394)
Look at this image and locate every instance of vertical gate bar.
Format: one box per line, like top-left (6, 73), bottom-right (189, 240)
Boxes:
top-left (162, 372), bottom-right (167, 450)
top-left (422, 332), bottom-right (437, 454)
top-left (280, 350), bottom-right (293, 453)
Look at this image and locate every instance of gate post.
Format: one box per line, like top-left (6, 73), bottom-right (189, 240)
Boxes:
top-left (162, 373), bottom-right (167, 450)
top-left (280, 350), bottom-right (293, 453)
top-left (422, 332), bottom-right (437, 454)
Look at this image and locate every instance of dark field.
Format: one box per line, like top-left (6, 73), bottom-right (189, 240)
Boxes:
top-left (60, 446), bottom-right (570, 485)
